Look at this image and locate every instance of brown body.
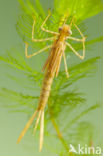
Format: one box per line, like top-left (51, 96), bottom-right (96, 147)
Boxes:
top-left (17, 34), bottom-right (67, 150)
top-left (17, 12), bottom-right (86, 151)
top-left (38, 34), bottom-right (67, 110)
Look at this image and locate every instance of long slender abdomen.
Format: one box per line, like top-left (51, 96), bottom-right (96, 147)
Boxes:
top-left (38, 71), bottom-right (54, 110)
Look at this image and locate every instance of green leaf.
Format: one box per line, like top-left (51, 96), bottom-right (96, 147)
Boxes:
top-left (54, 0), bottom-right (103, 23)
top-left (0, 0), bottom-right (103, 155)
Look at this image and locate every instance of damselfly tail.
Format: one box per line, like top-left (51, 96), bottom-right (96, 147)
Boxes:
top-left (17, 109), bottom-right (45, 151)
top-left (17, 110), bottom-right (38, 144)
top-left (39, 110), bottom-right (44, 151)
top-left (33, 110), bottom-right (44, 151)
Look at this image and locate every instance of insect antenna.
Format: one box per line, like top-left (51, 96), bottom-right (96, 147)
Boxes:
top-left (59, 13), bottom-right (69, 26)
top-left (70, 16), bottom-right (75, 27)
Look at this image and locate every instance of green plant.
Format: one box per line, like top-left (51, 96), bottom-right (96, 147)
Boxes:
top-left (0, 0), bottom-right (103, 155)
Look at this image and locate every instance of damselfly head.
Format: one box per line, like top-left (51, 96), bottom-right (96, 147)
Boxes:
top-left (59, 24), bottom-right (72, 36)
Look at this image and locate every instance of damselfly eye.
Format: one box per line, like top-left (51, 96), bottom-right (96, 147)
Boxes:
top-left (59, 27), bottom-right (62, 32)
top-left (68, 29), bottom-right (72, 35)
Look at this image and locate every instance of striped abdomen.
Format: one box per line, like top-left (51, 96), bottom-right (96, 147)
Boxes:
top-left (38, 40), bottom-right (65, 111)
top-left (37, 71), bottom-right (54, 110)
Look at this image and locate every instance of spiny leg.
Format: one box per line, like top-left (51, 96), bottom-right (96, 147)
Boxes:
top-left (74, 23), bottom-right (84, 38)
top-left (66, 42), bottom-right (85, 60)
top-left (67, 36), bottom-right (85, 42)
top-left (67, 22), bottom-right (86, 59)
top-left (17, 110), bottom-right (38, 143)
top-left (39, 110), bottom-right (44, 152)
top-left (69, 16), bottom-right (80, 32)
top-left (74, 23), bottom-right (86, 59)
top-left (67, 22), bottom-right (86, 43)
top-left (33, 110), bottom-right (41, 134)
top-left (32, 19), bottom-right (56, 42)
top-left (41, 10), bottom-right (59, 35)
top-left (25, 42), bottom-right (52, 58)
top-left (63, 51), bottom-right (69, 78)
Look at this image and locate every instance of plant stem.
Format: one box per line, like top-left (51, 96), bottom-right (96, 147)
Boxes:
top-left (48, 100), bottom-right (74, 156)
